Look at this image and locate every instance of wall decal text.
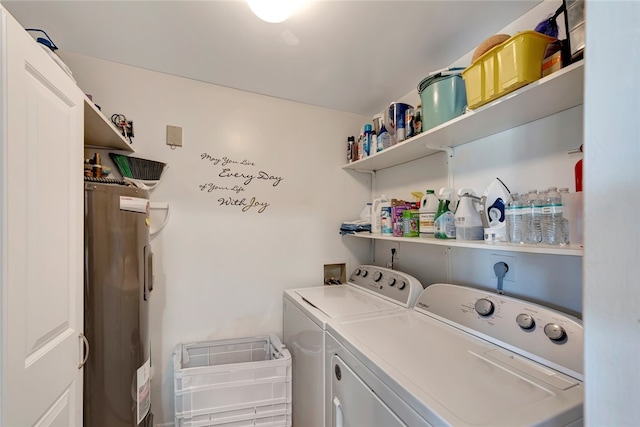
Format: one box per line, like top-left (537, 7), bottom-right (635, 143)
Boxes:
top-left (218, 196), bottom-right (270, 213)
top-left (198, 152), bottom-right (284, 213)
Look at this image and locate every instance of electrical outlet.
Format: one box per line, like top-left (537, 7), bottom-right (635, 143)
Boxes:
top-left (489, 254), bottom-right (516, 282)
top-left (392, 242), bottom-right (400, 260)
top-left (166, 125), bottom-right (183, 147)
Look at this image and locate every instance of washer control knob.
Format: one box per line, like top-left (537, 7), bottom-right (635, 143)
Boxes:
top-left (474, 298), bottom-right (495, 316)
top-left (354, 268), bottom-right (362, 276)
top-left (373, 271), bottom-right (383, 282)
top-left (361, 270), bottom-right (368, 278)
top-left (544, 323), bottom-right (566, 341)
top-left (397, 281), bottom-right (407, 290)
top-left (516, 313), bottom-right (535, 330)
top-left (388, 277), bottom-right (397, 287)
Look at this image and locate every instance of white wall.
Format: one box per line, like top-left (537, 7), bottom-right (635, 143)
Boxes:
top-left (584, 1), bottom-right (640, 425)
top-left (62, 51), bottom-right (371, 424)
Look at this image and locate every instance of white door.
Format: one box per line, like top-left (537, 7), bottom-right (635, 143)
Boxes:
top-left (1, 6), bottom-right (84, 426)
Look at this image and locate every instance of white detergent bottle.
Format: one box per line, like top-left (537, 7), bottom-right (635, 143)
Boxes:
top-left (370, 194), bottom-right (388, 234)
top-left (419, 190), bottom-right (439, 236)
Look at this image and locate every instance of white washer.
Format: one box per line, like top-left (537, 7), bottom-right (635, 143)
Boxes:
top-left (326, 283), bottom-right (584, 427)
top-left (283, 265), bottom-right (423, 427)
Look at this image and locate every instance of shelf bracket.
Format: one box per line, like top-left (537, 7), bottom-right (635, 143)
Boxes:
top-left (355, 169), bottom-right (377, 200)
top-left (425, 144), bottom-right (454, 189)
top-left (149, 202), bottom-right (170, 236)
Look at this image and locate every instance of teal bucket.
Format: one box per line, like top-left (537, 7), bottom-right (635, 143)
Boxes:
top-left (418, 71), bottom-right (467, 132)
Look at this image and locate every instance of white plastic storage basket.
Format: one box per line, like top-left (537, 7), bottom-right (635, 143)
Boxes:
top-left (173, 334), bottom-right (292, 427)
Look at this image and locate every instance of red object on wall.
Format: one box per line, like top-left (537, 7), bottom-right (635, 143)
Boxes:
top-left (575, 144), bottom-right (583, 192)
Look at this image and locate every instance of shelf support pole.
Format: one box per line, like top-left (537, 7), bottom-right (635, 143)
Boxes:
top-left (425, 144), bottom-right (454, 189)
top-left (354, 169), bottom-right (377, 263)
top-left (445, 246), bottom-right (453, 283)
top-left (355, 169), bottom-right (376, 196)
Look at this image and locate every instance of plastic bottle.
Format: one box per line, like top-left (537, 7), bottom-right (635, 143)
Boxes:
top-left (505, 193), bottom-right (524, 243)
top-left (575, 144), bottom-right (583, 192)
top-left (434, 187), bottom-right (455, 239)
top-left (419, 190), bottom-right (439, 237)
top-left (377, 124), bottom-right (392, 152)
top-left (363, 124), bottom-right (372, 157)
top-left (535, 190), bottom-right (547, 243)
top-left (370, 130), bottom-right (378, 156)
top-left (370, 194), bottom-right (388, 234)
top-left (347, 136), bottom-right (354, 163)
top-left (541, 187), bottom-right (563, 245)
top-left (380, 199), bottom-right (393, 236)
top-left (559, 187), bottom-right (570, 245)
top-left (523, 189), bottom-right (541, 244)
top-left (530, 190), bottom-right (544, 244)
top-left (402, 208), bottom-right (419, 237)
top-left (414, 106), bottom-right (422, 135)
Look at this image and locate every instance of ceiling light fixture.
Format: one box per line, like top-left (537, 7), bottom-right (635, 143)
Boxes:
top-left (247, 0), bottom-right (303, 23)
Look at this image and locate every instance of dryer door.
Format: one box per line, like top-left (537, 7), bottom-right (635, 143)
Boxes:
top-left (331, 355), bottom-right (405, 427)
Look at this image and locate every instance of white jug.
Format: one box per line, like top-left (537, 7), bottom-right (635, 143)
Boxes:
top-left (454, 189), bottom-right (484, 240)
top-left (371, 194), bottom-right (388, 234)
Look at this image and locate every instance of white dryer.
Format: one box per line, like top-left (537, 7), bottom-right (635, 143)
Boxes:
top-left (326, 283), bottom-right (584, 427)
top-left (283, 265), bottom-right (423, 427)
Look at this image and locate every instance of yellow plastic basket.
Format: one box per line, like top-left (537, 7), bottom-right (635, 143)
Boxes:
top-left (462, 31), bottom-right (555, 110)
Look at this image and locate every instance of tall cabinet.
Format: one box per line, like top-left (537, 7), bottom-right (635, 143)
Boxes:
top-left (0, 5), bottom-right (132, 425)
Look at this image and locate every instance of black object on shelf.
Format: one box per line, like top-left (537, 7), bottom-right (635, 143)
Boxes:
top-left (109, 153), bottom-right (166, 181)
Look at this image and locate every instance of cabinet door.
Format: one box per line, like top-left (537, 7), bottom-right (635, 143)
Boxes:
top-left (1, 7), bottom-right (84, 426)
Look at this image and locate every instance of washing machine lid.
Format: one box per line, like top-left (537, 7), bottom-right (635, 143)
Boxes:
top-left (328, 310), bottom-right (584, 427)
top-left (286, 285), bottom-right (402, 328)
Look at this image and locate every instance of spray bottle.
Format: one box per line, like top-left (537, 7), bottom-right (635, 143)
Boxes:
top-left (434, 187), bottom-right (456, 239)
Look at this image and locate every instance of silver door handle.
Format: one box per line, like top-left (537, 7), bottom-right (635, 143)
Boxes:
top-left (78, 333), bottom-right (89, 369)
top-left (333, 396), bottom-right (344, 427)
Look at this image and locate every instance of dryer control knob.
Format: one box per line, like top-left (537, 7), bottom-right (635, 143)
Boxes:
top-left (474, 298), bottom-right (494, 316)
top-left (516, 313), bottom-right (535, 330)
top-left (354, 268), bottom-right (362, 276)
top-left (544, 323), bottom-right (566, 341)
top-left (373, 271), bottom-right (383, 282)
top-left (388, 277), bottom-right (397, 287)
top-left (397, 280), bottom-right (407, 290)
top-left (361, 270), bottom-right (368, 277)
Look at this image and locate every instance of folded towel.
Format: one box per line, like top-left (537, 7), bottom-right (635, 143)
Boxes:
top-left (339, 223), bottom-right (371, 235)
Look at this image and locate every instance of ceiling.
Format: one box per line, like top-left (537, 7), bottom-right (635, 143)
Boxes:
top-left (3, 0), bottom-right (541, 117)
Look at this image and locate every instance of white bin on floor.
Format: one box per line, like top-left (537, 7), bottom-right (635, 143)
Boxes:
top-left (173, 334), bottom-right (292, 427)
